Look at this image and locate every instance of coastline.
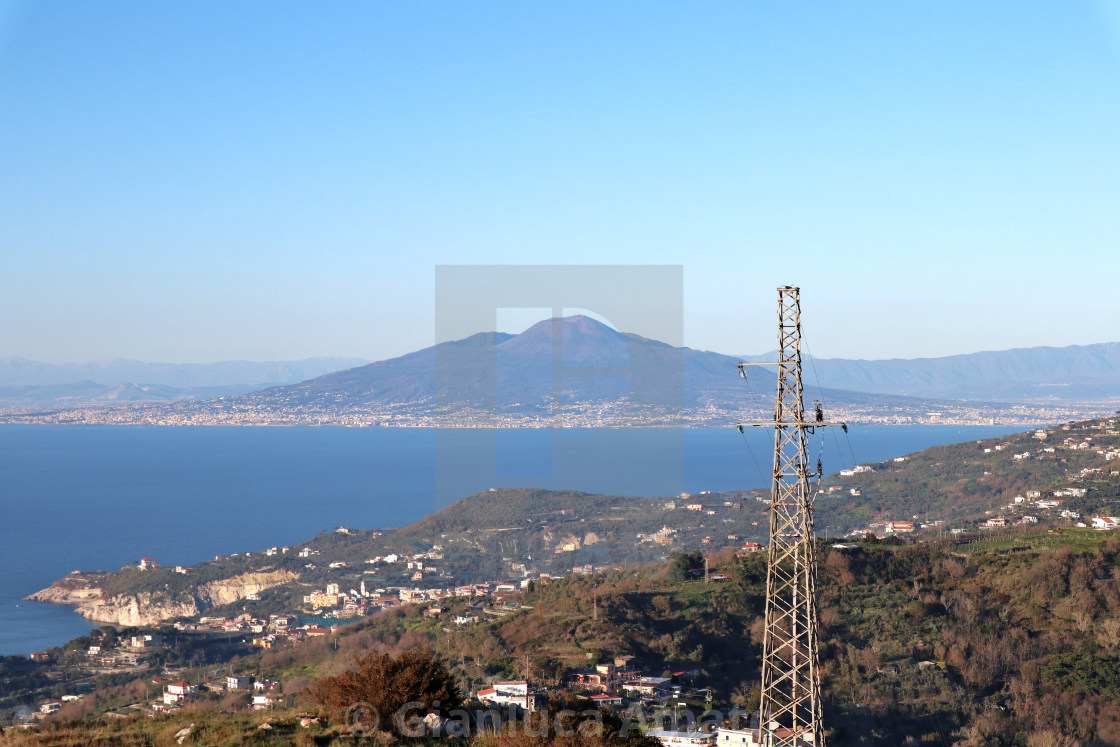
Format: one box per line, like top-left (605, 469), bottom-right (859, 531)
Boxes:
top-left (0, 423), bottom-right (1025, 654)
top-left (0, 401), bottom-right (1100, 427)
top-left (25, 570), bottom-right (299, 627)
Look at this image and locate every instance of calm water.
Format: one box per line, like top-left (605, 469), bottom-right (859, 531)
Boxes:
top-left (0, 424), bottom-right (1020, 655)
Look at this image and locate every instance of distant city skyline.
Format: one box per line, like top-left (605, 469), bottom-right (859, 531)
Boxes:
top-left (2, 2), bottom-right (1119, 364)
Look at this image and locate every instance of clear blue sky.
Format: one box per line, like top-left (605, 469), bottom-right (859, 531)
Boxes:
top-left (2, 1), bottom-right (1118, 363)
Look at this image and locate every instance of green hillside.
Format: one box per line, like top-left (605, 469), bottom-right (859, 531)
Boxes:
top-left (818, 415), bottom-right (1120, 532)
top-left (12, 529), bottom-right (1120, 745)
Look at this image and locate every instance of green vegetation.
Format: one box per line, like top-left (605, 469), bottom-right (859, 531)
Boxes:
top-left (11, 530), bottom-right (1120, 744)
top-left (1042, 653), bottom-right (1120, 703)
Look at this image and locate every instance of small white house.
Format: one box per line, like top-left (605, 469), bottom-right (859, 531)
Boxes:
top-left (163, 682), bottom-right (195, 704)
top-left (476, 681), bottom-right (531, 708)
top-left (716, 728), bottom-right (765, 746)
top-left (252, 693), bottom-right (284, 710)
top-left (226, 675), bottom-right (254, 690)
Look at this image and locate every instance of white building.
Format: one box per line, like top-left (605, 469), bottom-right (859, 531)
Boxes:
top-left (252, 693), bottom-right (284, 710)
top-left (715, 728), bottom-right (764, 746)
top-left (622, 676), bottom-right (673, 699)
top-left (163, 682), bottom-right (195, 705)
top-left (648, 730), bottom-right (717, 746)
top-left (716, 726), bottom-right (812, 746)
top-left (476, 681), bottom-right (531, 709)
top-left (227, 675), bottom-right (255, 690)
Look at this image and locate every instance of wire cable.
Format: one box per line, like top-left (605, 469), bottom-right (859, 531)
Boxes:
top-left (804, 338), bottom-right (858, 469)
top-left (738, 427), bottom-right (768, 486)
top-left (737, 363), bottom-right (771, 487)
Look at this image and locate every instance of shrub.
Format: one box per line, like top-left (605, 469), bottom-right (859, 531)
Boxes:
top-left (308, 648), bottom-right (461, 735)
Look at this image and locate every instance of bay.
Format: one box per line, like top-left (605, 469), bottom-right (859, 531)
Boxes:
top-left (0, 423), bottom-right (1020, 655)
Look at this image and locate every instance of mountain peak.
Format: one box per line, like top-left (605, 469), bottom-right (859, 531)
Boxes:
top-left (499, 316), bottom-right (627, 366)
top-left (510, 315), bottom-right (622, 345)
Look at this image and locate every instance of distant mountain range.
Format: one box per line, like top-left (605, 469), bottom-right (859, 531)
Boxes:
top-left (0, 381), bottom-right (263, 406)
top-left (252, 315), bottom-right (690, 411)
top-left (808, 343), bottom-right (1120, 402)
top-left (227, 315), bottom-right (866, 414)
top-left (1, 319), bottom-right (1116, 421)
top-left (229, 317), bottom-right (1120, 412)
top-left (0, 357), bottom-right (368, 406)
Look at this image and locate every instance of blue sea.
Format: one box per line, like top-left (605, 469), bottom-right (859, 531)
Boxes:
top-left (0, 424), bottom-right (1021, 655)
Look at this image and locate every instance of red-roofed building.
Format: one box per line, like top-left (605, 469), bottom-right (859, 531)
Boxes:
top-left (476, 681), bottom-right (531, 709)
top-left (163, 681), bottom-right (194, 704)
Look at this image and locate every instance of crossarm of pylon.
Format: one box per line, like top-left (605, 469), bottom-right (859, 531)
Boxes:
top-left (736, 421), bottom-right (847, 428)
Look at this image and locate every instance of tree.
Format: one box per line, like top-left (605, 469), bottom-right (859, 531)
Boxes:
top-left (308, 648), bottom-right (462, 735)
top-left (668, 551), bottom-right (704, 581)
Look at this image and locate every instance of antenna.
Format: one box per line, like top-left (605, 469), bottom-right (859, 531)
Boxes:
top-left (738, 287), bottom-right (844, 747)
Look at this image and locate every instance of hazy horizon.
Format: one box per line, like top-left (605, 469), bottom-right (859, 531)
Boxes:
top-left (3, 313), bottom-right (1120, 369)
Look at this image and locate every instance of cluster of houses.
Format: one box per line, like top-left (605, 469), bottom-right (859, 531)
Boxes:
top-left (680, 494), bottom-right (744, 514)
top-left (29, 633), bottom-right (169, 674)
top-left (838, 519), bottom-right (921, 538)
top-left (645, 723), bottom-right (811, 746)
top-left (976, 489), bottom-right (1089, 531)
top-left (561, 658), bottom-right (800, 747)
top-left (238, 580), bottom-right (548, 649)
top-left (634, 494), bottom-right (759, 549)
top-left (568, 658), bottom-right (701, 703)
top-left (979, 516), bottom-right (1039, 530)
top-left (299, 578), bottom-right (526, 613)
top-left (358, 543), bottom-right (446, 580)
top-left (25, 675), bottom-right (283, 725)
top-left (20, 694), bottom-right (86, 725)
top-left (638, 526), bottom-right (679, 546)
top-left (151, 673), bottom-right (282, 714)
top-left (444, 659), bottom-right (734, 745)
top-left (822, 420), bottom-right (1120, 539)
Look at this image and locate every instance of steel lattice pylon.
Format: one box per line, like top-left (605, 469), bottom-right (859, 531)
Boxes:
top-left (738, 287), bottom-right (844, 747)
